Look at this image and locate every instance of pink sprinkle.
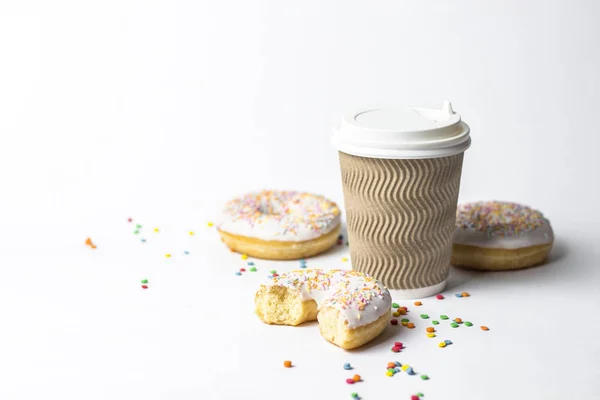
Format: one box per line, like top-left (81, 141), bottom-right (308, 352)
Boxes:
top-left (394, 341), bottom-right (403, 348)
top-left (436, 294), bottom-right (444, 300)
top-left (411, 396), bottom-right (419, 400)
top-left (141, 285), bottom-right (148, 289)
top-left (391, 346), bottom-right (401, 353)
top-left (390, 319), bottom-right (398, 325)
top-left (346, 379), bottom-right (355, 384)
top-left (240, 268), bottom-right (246, 272)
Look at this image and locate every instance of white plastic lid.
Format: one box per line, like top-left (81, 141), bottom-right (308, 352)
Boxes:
top-left (331, 101), bottom-right (471, 159)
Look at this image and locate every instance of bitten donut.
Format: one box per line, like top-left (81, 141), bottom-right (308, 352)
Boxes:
top-left (255, 269), bottom-right (391, 350)
top-left (217, 190), bottom-right (341, 260)
top-left (452, 201), bottom-right (554, 271)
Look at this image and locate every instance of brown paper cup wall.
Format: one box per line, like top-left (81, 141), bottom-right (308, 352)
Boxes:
top-left (339, 152), bottom-right (464, 290)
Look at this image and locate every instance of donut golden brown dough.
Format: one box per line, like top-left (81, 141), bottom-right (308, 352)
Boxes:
top-left (217, 190), bottom-right (341, 260)
top-left (255, 269), bottom-right (392, 350)
top-left (452, 201), bottom-right (554, 271)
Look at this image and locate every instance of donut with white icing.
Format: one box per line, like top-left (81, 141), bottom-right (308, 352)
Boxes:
top-left (217, 190), bottom-right (341, 260)
top-left (254, 269), bottom-right (391, 350)
top-left (451, 201), bottom-right (554, 270)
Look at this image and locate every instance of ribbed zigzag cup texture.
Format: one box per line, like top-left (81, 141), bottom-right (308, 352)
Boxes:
top-left (339, 152), bottom-right (464, 290)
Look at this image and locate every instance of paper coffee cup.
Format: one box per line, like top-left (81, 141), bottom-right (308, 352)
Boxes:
top-left (331, 101), bottom-right (471, 298)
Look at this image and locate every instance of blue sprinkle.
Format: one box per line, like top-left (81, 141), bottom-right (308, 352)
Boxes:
top-left (395, 361), bottom-right (402, 367)
top-left (300, 264), bottom-right (307, 269)
top-left (338, 234), bottom-right (344, 240)
top-left (444, 340), bottom-right (452, 345)
top-left (235, 272), bottom-right (242, 276)
top-left (140, 238), bottom-right (146, 243)
top-left (184, 250), bottom-right (189, 255)
top-left (407, 367), bottom-right (415, 375)
top-left (247, 261), bottom-right (254, 266)
top-left (394, 367), bottom-right (401, 373)
top-left (455, 293), bottom-right (463, 298)
top-left (267, 275), bottom-right (274, 279)
top-left (343, 363), bottom-right (352, 370)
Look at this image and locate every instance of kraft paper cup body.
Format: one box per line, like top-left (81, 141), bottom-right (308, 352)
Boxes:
top-left (332, 102), bottom-right (471, 298)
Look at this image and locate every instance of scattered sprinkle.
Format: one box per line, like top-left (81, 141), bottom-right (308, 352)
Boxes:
top-left (401, 364), bottom-right (409, 371)
top-left (351, 393), bottom-right (358, 399)
top-left (395, 361), bottom-right (402, 366)
top-left (464, 321), bottom-right (473, 327)
top-left (128, 218), bottom-right (132, 222)
top-left (134, 230), bottom-right (139, 234)
top-left (391, 345), bottom-right (401, 353)
top-left (427, 333), bottom-right (436, 338)
top-left (444, 340), bottom-right (452, 345)
top-left (414, 301), bottom-right (422, 306)
top-left (270, 269), bottom-right (277, 274)
top-left (420, 314), bottom-right (429, 319)
top-left (235, 272), bottom-right (242, 276)
top-left (207, 222), bottom-right (214, 227)
top-left (283, 360), bottom-right (292, 368)
top-left (338, 234), bottom-right (344, 240)
top-left (241, 254), bottom-right (248, 260)
top-left (401, 318), bottom-right (409, 323)
top-left (84, 238), bottom-right (97, 249)
top-left (247, 261), bottom-right (255, 266)
top-left (438, 342), bottom-right (447, 348)
top-left (188, 231), bottom-right (195, 236)
top-left (184, 250), bottom-right (189, 255)
top-left (386, 370), bottom-right (394, 377)
top-left (394, 342), bottom-right (403, 348)
top-left (406, 367), bottom-right (415, 375)
top-left (481, 326), bottom-right (490, 331)
top-left (417, 393), bottom-right (424, 397)
top-left (136, 224), bottom-right (142, 229)
top-left (455, 293), bottom-right (463, 298)
top-left (392, 302), bottom-right (400, 309)
top-left (399, 308), bottom-right (407, 315)
top-left (387, 362), bottom-right (396, 369)
top-left (344, 363), bottom-right (353, 370)
top-left (407, 322), bottom-right (415, 329)
top-left (346, 379), bottom-right (355, 384)
top-left (141, 285), bottom-right (148, 289)
top-left (426, 327), bottom-right (435, 333)
top-left (450, 322), bottom-right (459, 328)
top-left (454, 318), bottom-right (462, 323)
top-left (153, 228), bottom-right (159, 233)
top-left (165, 253), bottom-right (171, 258)
top-left (436, 294), bottom-right (444, 299)
top-left (390, 319), bottom-right (398, 326)
top-left (392, 311), bottom-right (401, 317)
top-left (432, 320), bottom-right (439, 325)
top-left (250, 267), bottom-right (257, 272)
top-left (341, 257), bottom-right (348, 262)
top-left (461, 291), bottom-right (470, 297)
top-left (440, 315), bottom-right (449, 320)
top-left (141, 279), bottom-right (148, 284)
top-left (240, 268), bottom-right (246, 272)
top-left (140, 238), bottom-right (146, 243)
top-left (420, 375), bottom-right (429, 380)
top-left (411, 396), bottom-right (420, 400)
top-left (353, 374), bottom-right (361, 382)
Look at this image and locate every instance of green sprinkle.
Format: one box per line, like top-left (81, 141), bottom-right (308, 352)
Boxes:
top-left (140, 279), bottom-right (148, 284)
top-left (464, 321), bottom-right (473, 327)
top-left (387, 368), bottom-right (395, 373)
top-left (451, 322), bottom-right (459, 328)
top-left (401, 318), bottom-right (409, 322)
top-left (417, 393), bottom-right (424, 397)
top-left (136, 224), bottom-right (142, 229)
top-left (250, 267), bottom-right (257, 272)
top-left (420, 314), bottom-right (429, 319)
top-left (351, 393), bottom-right (358, 399)
top-left (270, 269), bottom-right (277, 274)
top-left (392, 302), bottom-right (400, 309)
top-left (440, 315), bottom-right (449, 320)
top-left (133, 230), bottom-right (139, 234)
top-left (420, 375), bottom-right (429, 380)
top-left (432, 320), bottom-right (439, 325)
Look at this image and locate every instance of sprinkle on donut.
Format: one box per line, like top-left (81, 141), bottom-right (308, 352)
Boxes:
top-left (456, 201), bottom-right (545, 237)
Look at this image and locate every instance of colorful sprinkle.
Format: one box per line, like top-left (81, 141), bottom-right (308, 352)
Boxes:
top-left (427, 333), bottom-right (436, 338)
top-left (140, 238), bottom-right (146, 243)
top-left (235, 272), bottom-right (242, 276)
top-left (128, 218), bottom-right (132, 222)
top-left (406, 367), bottom-right (415, 375)
top-left (394, 342), bottom-right (403, 348)
top-left (436, 294), bottom-right (444, 299)
top-left (417, 393), bottom-right (424, 397)
top-left (207, 222), bottom-right (214, 227)
top-left (407, 322), bottom-right (415, 329)
top-left (341, 257), bottom-right (348, 262)
top-left (141, 285), bottom-right (148, 289)
top-left (420, 375), bottom-right (429, 380)
top-left (134, 230), bottom-right (139, 234)
top-left (247, 261), bottom-right (255, 266)
top-left (250, 267), bottom-right (257, 272)
top-left (140, 279), bottom-right (148, 284)
top-left (165, 253), bottom-right (171, 258)
top-left (153, 228), bottom-right (159, 233)
top-left (464, 321), bottom-right (473, 327)
top-left (414, 301), bottom-right (422, 306)
top-left (411, 396), bottom-right (419, 400)
top-left (440, 315), bottom-right (449, 320)
top-left (444, 340), bottom-right (452, 345)
top-left (454, 318), bottom-right (462, 323)
top-left (420, 314), bottom-right (429, 319)
top-left (353, 374), bottom-right (361, 382)
top-left (387, 362), bottom-right (396, 369)
top-left (351, 393), bottom-right (358, 399)
top-left (390, 319), bottom-right (398, 326)
top-left (188, 231), bottom-right (195, 236)
top-left (455, 293), bottom-right (463, 298)
top-left (241, 254), bottom-right (248, 260)
top-left (392, 302), bottom-right (400, 309)
top-left (283, 360), bottom-right (292, 368)
top-left (401, 318), bottom-right (409, 323)
top-left (432, 320), bottom-right (439, 325)
top-left (399, 308), bottom-right (407, 315)
top-left (270, 269), bottom-right (277, 274)
top-left (461, 292), bottom-right (470, 297)
top-left (391, 346), bottom-right (401, 353)
top-left (136, 224), bottom-right (142, 229)
top-left (401, 365), bottom-right (409, 371)
top-left (438, 342), bottom-right (447, 348)
top-left (456, 201), bottom-right (545, 237)
top-left (392, 311), bottom-right (400, 317)
top-left (240, 268), bottom-right (246, 272)
top-left (344, 363), bottom-right (353, 370)
top-left (386, 370), bottom-right (394, 377)
top-left (184, 250), bottom-right (189, 255)
top-left (346, 379), bottom-right (355, 384)
top-left (481, 326), bottom-right (490, 331)
top-left (426, 327), bottom-right (435, 333)
top-left (450, 322), bottom-right (459, 328)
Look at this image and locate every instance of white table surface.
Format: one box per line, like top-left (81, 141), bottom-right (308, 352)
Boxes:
top-left (2, 0), bottom-right (600, 398)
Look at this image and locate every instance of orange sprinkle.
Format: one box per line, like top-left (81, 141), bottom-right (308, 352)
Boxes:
top-left (407, 322), bottom-right (415, 329)
top-left (414, 301), bottom-right (422, 306)
top-left (387, 362), bottom-right (396, 369)
top-left (85, 238), bottom-right (92, 245)
top-left (353, 374), bottom-right (361, 382)
top-left (461, 292), bottom-right (470, 297)
top-left (90, 244), bottom-right (97, 249)
top-left (481, 326), bottom-right (489, 331)
top-left (454, 318), bottom-right (462, 323)
top-left (283, 360), bottom-right (292, 368)
top-left (426, 327), bottom-right (435, 333)
top-left (399, 309), bottom-right (407, 315)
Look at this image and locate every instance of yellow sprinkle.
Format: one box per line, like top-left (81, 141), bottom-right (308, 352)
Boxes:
top-left (401, 365), bottom-right (409, 371)
top-left (392, 311), bottom-right (400, 317)
top-left (241, 254), bottom-right (248, 260)
top-left (438, 342), bottom-right (447, 348)
top-left (341, 257), bottom-right (348, 262)
top-left (188, 231), bottom-right (195, 236)
top-left (401, 321), bottom-right (408, 326)
top-left (427, 333), bottom-right (436, 338)
top-left (386, 371), bottom-right (394, 377)
top-left (153, 228), bottom-right (159, 233)
top-left (165, 253), bottom-right (171, 258)
top-left (207, 222), bottom-right (214, 227)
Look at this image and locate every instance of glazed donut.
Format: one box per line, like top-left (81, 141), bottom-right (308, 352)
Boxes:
top-left (451, 201), bottom-right (554, 271)
top-left (254, 269), bottom-right (391, 350)
top-left (217, 190), bottom-right (341, 260)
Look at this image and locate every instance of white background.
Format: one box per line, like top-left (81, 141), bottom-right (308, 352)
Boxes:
top-left (1, 1), bottom-right (599, 399)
